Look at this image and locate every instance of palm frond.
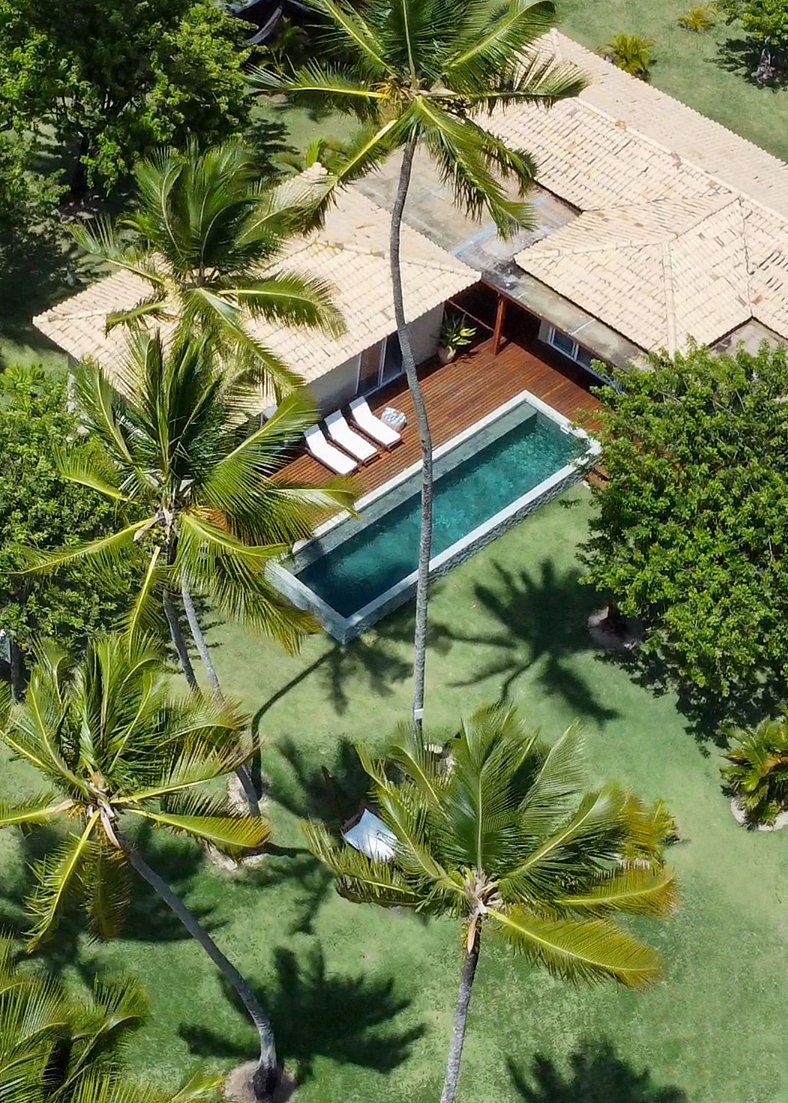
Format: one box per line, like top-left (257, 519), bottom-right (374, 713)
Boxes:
top-left (555, 866), bottom-right (678, 918)
top-left (302, 820), bottom-right (422, 907)
top-left (26, 814), bottom-right (100, 948)
top-left (0, 794), bottom-right (73, 829)
top-left (83, 841), bottom-right (131, 941)
top-left (126, 800), bottom-right (270, 857)
top-left (19, 520), bottom-right (152, 578)
top-left (413, 98), bottom-right (533, 232)
top-left (249, 62), bottom-right (386, 121)
top-left (487, 907), bottom-right (662, 989)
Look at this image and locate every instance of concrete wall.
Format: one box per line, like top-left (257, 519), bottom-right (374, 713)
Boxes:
top-left (308, 355), bottom-right (360, 414)
top-left (409, 304), bottom-right (444, 364)
top-left (306, 303), bottom-right (445, 413)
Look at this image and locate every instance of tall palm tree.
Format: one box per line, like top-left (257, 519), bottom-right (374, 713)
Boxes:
top-left (0, 941), bottom-right (216, 1103)
top-left (23, 331), bottom-right (356, 810)
top-left (305, 705), bottom-right (678, 1103)
top-left (251, 0), bottom-right (587, 727)
top-left (0, 634), bottom-right (281, 1102)
top-left (73, 139), bottom-right (343, 399)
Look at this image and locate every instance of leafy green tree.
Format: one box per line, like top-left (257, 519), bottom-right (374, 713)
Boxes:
top-left (0, 633), bottom-right (281, 1102)
top-left (722, 711), bottom-right (788, 825)
top-left (74, 140), bottom-right (342, 394)
top-left (0, 0), bottom-right (251, 194)
top-left (252, 0), bottom-right (586, 728)
top-left (0, 133), bottom-right (63, 262)
top-left (24, 332), bottom-right (354, 809)
top-left (0, 941), bottom-right (216, 1103)
top-left (306, 704), bottom-right (677, 1103)
top-left (719, 0), bottom-right (788, 53)
top-left (580, 343), bottom-right (788, 712)
top-left (0, 366), bottom-right (138, 698)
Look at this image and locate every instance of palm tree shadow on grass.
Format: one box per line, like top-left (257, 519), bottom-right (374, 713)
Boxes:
top-left (252, 630), bottom-right (414, 729)
top-left (179, 943), bottom-right (424, 1084)
top-left (440, 559), bottom-right (619, 724)
top-left (509, 1040), bottom-right (688, 1102)
top-left (0, 819), bottom-right (224, 974)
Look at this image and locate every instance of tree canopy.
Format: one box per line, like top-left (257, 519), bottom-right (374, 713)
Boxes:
top-left (0, 366), bottom-right (138, 686)
top-left (719, 0), bottom-right (788, 53)
top-left (0, 0), bottom-right (251, 193)
top-left (581, 342), bottom-right (788, 712)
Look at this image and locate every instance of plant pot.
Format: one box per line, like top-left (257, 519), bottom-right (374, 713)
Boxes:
top-left (729, 796), bottom-right (788, 832)
top-left (437, 345), bottom-right (456, 365)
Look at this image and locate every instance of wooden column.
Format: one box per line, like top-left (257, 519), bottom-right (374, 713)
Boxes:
top-left (492, 294), bottom-right (507, 356)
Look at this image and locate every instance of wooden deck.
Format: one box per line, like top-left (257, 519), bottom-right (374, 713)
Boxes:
top-left (282, 334), bottom-right (602, 496)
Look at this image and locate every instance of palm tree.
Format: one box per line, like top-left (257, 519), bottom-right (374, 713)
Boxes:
top-left (0, 940), bottom-right (216, 1103)
top-left (0, 633), bottom-right (281, 1102)
top-left (251, 0), bottom-right (587, 727)
top-left (73, 138), bottom-right (343, 399)
top-left (23, 331), bottom-right (356, 810)
top-left (305, 704), bottom-right (677, 1103)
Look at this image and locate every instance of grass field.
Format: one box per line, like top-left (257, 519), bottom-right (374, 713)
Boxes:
top-left (558, 0), bottom-right (788, 160)
top-left (1, 488), bottom-right (786, 1103)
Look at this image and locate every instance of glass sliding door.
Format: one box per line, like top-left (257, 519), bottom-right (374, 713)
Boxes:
top-left (358, 341), bottom-right (383, 394)
top-left (381, 333), bottom-right (403, 384)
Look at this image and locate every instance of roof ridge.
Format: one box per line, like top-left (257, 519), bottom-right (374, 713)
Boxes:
top-left (660, 240), bottom-right (678, 357)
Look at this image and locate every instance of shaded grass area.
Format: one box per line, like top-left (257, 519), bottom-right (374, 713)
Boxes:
top-left (557, 0), bottom-right (788, 161)
top-left (1, 488), bottom-right (786, 1103)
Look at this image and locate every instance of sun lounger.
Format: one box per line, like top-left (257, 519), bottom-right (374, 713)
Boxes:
top-left (304, 426), bottom-right (357, 475)
top-left (325, 410), bottom-right (378, 465)
top-left (349, 396), bottom-right (402, 450)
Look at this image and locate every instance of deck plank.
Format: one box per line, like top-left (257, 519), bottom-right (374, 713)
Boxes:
top-left (280, 334), bottom-right (602, 495)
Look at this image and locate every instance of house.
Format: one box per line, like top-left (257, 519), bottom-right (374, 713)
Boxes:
top-left (34, 31), bottom-right (788, 640)
top-left (357, 30), bottom-right (788, 382)
top-left (33, 172), bottom-right (478, 415)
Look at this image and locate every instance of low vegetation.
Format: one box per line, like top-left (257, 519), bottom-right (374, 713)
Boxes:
top-left (722, 711), bottom-right (788, 826)
top-left (604, 33), bottom-right (655, 77)
top-left (677, 5), bottom-right (716, 31)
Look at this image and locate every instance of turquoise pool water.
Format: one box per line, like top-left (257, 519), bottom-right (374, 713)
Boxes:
top-left (297, 410), bottom-right (580, 618)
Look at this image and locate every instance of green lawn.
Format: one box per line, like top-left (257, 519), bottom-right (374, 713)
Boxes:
top-left (558, 0), bottom-right (788, 161)
top-left (1, 487), bottom-right (785, 1103)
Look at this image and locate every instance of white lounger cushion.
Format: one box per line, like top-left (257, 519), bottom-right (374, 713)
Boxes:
top-left (304, 426), bottom-right (357, 475)
top-left (349, 396), bottom-right (401, 447)
top-left (325, 410), bottom-right (378, 462)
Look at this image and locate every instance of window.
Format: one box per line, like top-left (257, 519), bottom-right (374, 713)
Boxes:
top-left (544, 324), bottom-right (602, 374)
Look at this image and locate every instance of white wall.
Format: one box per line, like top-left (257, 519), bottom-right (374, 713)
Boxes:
top-left (306, 303), bottom-right (445, 414)
top-left (409, 304), bottom-right (444, 364)
top-left (308, 354), bottom-right (360, 414)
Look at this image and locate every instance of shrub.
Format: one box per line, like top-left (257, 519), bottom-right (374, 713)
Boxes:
top-left (604, 33), bottom-right (655, 78)
top-left (722, 712), bottom-right (788, 826)
top-left (678, 5), bottom-right (716, 30)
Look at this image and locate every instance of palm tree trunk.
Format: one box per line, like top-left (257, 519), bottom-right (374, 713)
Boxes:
top-left (117, 830), bottom-right (279, 1101)
top-left (180, 575), bottom-right (261, 817)
top-left (440, 928), bottom-right (481, 1103)
top-left (391, 134), bottom-right (432, 732)
top-left (162, 589), bottom-right (198, 690)
top-left (9, 637), bottom-right (24, 702)
top-left (181, 575), bottom-right (224, 698)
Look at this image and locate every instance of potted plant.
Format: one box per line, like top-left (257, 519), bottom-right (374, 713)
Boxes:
top-left (438, 311), bottom-right (476, 364)
top-left (721, 711), bottom-right (788, 830)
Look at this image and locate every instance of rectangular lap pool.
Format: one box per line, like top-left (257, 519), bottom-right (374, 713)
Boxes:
top-left (274, 392), bottom-right (597, 643)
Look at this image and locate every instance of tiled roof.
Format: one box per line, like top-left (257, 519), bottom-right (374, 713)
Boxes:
top-left (491, 32), bottom-right (788, 353)
top-left (34, 168), bottom-right (477, 387)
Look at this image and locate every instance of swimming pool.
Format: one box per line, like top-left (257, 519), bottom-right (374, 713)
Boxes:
top-left (274, 392), bottom-right (597, 643)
